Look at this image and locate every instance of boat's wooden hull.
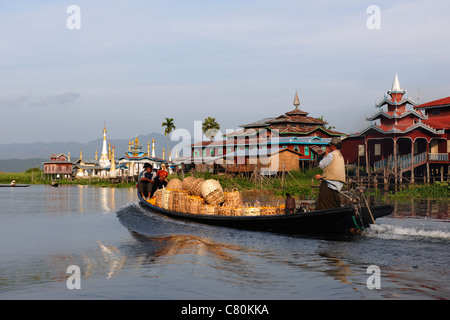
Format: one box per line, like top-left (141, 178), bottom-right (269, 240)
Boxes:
top-left (0, 184), bottom-right (30, 187)
top-left (137, 191), bottom-right (392, 235)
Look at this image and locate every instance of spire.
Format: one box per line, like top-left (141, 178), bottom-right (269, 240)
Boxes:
top-left (387, 73), bottom-right (406, 102)
top-left (152, 137), bottom-right (156, 158)
top-left (147, 141), bottom-right (150, 156)
top-left (99, 122), bottom-right (111, 167)
top-left (95, 149), bottom-right (98, 161)
top-left (293, 90), bottom-right (300, 109)
top-left (391, 73), bottom-right (402, 92)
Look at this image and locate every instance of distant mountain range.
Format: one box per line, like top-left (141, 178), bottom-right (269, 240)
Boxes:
top-left (0, 132), bottom-right (189, 172)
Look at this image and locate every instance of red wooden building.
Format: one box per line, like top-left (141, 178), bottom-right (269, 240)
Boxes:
top-left (43, 153), bottom-right (73, 178)
top-left (178, 91), bottom-right (344, 172)
top-left (341, 74), bottom-right (449, 181)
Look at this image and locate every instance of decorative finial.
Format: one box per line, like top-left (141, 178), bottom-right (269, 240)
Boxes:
top-left (390, 73), bottom-right (405, 92)
top-left (293, 90), bottom-right (300, 109)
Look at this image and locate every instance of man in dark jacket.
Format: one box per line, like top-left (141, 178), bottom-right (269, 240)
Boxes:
top-left (285, 193), bottom-right (296, 214)
top-left (138, 163), bottom-right (156, 199)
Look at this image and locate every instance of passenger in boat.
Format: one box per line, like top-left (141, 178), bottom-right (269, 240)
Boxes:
top-left (11, 180), bottom-right (16, 187)
top-left (138, 163), bottom-right (156, 199)
top-left (285, 193), bottom-right (296, 214)
top-left (314, 137), bottom-right (345, 210)
top-left (152, 169), bottom-right (168, 194)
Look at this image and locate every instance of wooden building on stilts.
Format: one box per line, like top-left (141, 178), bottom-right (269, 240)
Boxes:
top-left (341, 74), bottom-right (449, 186)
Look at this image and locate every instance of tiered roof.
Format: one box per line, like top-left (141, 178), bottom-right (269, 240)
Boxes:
top-left (350, 74), bottom-right (446, 137)
top-left (228, 91), bottom-right (343, 137)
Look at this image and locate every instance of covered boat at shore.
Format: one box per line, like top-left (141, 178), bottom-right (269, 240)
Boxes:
top-left (137, 190), bottom-right (393, 236)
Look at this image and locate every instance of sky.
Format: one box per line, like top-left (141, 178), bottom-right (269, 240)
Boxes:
top-left (0, 0), bottom-right (449, 145)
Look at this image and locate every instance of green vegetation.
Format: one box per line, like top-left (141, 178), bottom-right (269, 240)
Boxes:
top-left (3, 167), bottom-right (447, 200)
top-left (1, 167), bottom-right (322, 195)
top-left (179, 169), bottom-right (323, 198)
top-left (384, 181), bottom-right (449, 199)
top-left (0, 169), bottom-right (135, 188)
top-left (161, 117), bottom-right (176, 160)
top-left (202, 117), bottom-right (220, 141)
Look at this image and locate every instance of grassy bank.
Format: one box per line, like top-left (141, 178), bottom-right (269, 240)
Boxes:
top-left (180, 169), bottom-right (323, 197)
top-left (0, 169), bottom-right (136, 188)
top-left (1, 168), bottom-right (322, 195)
top-left (383, 182), bottom-right (449, 200)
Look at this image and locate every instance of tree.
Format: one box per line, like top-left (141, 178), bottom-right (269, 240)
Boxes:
top-left (202, 117), bottom-right (220, 141)
top-left (161, 118), bottom-right (176, 160)
top-left (316, 115), bottom-right (335, 130)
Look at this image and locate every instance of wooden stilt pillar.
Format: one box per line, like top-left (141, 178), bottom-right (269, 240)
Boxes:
top-left (393, 138), bottom-right (398, 188)
top-left (365, 139), bottom-right (370, 177)
top-left (411, 140), bottom-right (414, 184)
top-left (426, 141), bottom-right (430, 185)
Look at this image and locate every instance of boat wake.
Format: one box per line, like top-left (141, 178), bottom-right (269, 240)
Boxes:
top-left (365, 223), bottom-right (450, 242)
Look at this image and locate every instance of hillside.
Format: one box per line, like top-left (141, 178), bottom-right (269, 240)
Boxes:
top-left (0, 132), bottom-right (189, 172)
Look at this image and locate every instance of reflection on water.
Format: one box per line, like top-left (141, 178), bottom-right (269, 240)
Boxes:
top-left (1, 185), bottom-right (449, 299)
top-left (41, 185), bottom-right (137, 214)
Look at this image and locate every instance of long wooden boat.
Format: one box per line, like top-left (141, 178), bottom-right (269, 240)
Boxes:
top-left (137, 191), bottom-right (393, 236)
top-left (0, 184), bottom-right (30, 187)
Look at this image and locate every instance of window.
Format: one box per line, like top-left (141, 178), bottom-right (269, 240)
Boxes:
top-left (374, 144), bottom-right (381, 156)
top-left (305, 146), bottom-right (309, 155)
top-left (358, 145), bottom-right (365, 157)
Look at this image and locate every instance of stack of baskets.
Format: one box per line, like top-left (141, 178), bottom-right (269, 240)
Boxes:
top-left (151, 176), bottom-right (287, 217)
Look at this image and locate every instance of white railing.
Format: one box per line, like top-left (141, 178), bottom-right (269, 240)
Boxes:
top-left (374, 152), bottom-right (428, 172)
top-left (429, 153), bottom-right (449, 161)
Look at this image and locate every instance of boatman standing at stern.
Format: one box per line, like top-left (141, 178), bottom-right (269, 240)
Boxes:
top-left (314, 137), bottom-right (345, 210)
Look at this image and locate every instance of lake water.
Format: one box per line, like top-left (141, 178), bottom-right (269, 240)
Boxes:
top-left (0, 184), bottom-right (449, 301)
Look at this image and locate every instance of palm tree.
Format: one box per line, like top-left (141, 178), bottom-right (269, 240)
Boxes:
top-left (161, 118), bottom-right (175, 160)
top-left (316, 115), bottom-right (335, 130)
top-left (202, 117), bottom-right (220, 141)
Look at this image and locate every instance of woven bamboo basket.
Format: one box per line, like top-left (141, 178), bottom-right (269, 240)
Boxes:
top-left (203, 204), bottom-right (219, 215)
top-left (243, 202), bottom-right (261, 216)
top-left (182, 176), bottom-right (195, 191)
top-left (155, 189), bottom-right (163, 207)
top-left (276, 204), bottom-right (285, 215)
top-left (260, 204), bottom-right (277, 216)
top-left (232, 207), bottom-right (243, 216)
top-left (167, 178), bottom-right (183, 190)
top-left (191, 178), bottom-right (205, 197)
top-left (201, 179), bottom-right (225, 205)
top-left (171, 190), bottom-right (188, 212)
top-left (218, 204), bottom-right (234, 216)
top-left (159, 188), bottom-right (171, 209)
top-left (187, 196), bottom-right (205, 214)
top-left (224, 188), bottom-right (243, 207)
